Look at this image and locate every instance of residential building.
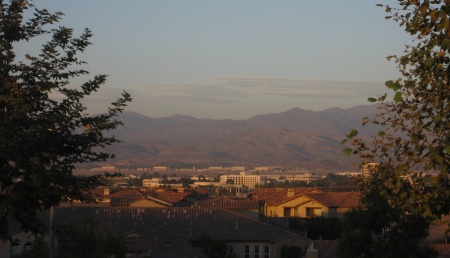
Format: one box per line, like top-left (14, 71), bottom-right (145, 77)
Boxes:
top-left (0, 207), bottom-right (311, 258)
top-left (196, 196), bottom-right (260, 219)
top-left (260, 191), bottom-right (360, 218)
top-left (248, 188), bottom-right (360, 218)
top-left (248, 187), bottom-right (320, 217)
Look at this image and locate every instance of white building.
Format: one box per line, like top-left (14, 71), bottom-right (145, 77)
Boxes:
top-left (361, 163), bottom-right (379, 179)
top-left (219, 172), bottom-right (266, 189)
top-left (143, 178), bottom-right (164, 187)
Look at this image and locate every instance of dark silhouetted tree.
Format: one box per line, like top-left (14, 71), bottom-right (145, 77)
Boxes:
top-left (0, 0), bottom-right (131, 239)
top-left (190, 235), bottom-right (238, 258)
top-left (56, 217), bottom-right (126, 258)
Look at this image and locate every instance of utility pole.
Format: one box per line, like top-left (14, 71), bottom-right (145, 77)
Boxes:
top-left (49, 206), bottom-right (54, 258)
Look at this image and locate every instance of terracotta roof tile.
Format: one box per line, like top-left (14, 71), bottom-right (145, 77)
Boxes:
top-left (156, 192), bottom-right (190, 204)
top-left (302, 192), bottom-right (360, 208)
top-left (11, 207), bottom-right (309, 243)
top-left (110, 197), bottom-right (144, 206)
top-left (111, 189), bottom-right (143, 198)
top-left (248, 187), bottom-right (320, 206)
top-left (197, 197), bottom-right (259, 210)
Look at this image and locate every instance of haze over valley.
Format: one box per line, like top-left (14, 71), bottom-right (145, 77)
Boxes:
top-left (97, 104), bottom-right (381, 171)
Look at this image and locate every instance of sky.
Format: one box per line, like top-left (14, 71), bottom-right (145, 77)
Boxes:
top-left (21, 0), bottom-right (411, 119)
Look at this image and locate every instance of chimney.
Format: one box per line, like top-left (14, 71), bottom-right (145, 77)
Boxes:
top-left (287, 188), bottom-right (295, 197)
top-left (305, 242), bottom-right (318, 258)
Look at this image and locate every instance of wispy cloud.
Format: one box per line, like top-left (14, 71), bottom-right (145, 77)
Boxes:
top-left (210, 77), bottom-right (383, 99)
top-left (70, 77), bottom-right (387, 119)
top-left (136, 83), bottom-right (249, 103)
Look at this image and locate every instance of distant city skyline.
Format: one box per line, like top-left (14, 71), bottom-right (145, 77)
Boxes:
top-left (22, 1), bottom-right (410, 119)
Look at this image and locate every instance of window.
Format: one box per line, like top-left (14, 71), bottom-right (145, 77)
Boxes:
top-left (245, 245), bottom-right (250, 258)
top-left (306, 207), bottom-right (322, 217)
top-left (10, 242), bottom-right (20, 257)
top-left (23, 242), bottom-right (32, 253)
top-left (254, 245), bottom-right (260, 258)
top-left (283, 208), bottom-right (292, 217)
top-left (264, 245), bottom-right (270, 258)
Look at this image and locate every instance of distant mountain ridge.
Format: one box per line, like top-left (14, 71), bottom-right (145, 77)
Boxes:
top-left (103, 105), bottom-right (381, 170)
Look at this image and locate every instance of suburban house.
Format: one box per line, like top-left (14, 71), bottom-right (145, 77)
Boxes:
top-left (195, 196), bottom-right (261, 219)
top-left (248, 188), bottom-right (360, 218)
top-left (265, 192), bottom-right (360, 218)
top-left (248, 188), bottom-right (320, 217)
top-left (0, 206), bottom-right (311, 258)
top-left (109, 188), bottom-right (210, 208)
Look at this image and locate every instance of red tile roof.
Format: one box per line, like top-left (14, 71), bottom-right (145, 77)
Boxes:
top-left (110, 197), bottom-right (144, 206)
top-left (111, 189), bottom-right (143, 197)
top-left (248, 187), bottom-right (320, 206)
top-left (15, 207), bottom-right (309, 243)
top-left (156, 192), bottom-right (190, 204)
top-left (302, 192), bottom-right (360, 208)
top-left (197, 197), bottom-right (259, 210)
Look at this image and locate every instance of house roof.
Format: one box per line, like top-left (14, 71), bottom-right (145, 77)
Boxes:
top-left (303, 192), bottom-right (360, 208)
top-left (196, 197), bottom-right (259, 210)
top-left (87, 187), bottom-right (109, 198)
top-left (110, 197), bottom-right (144, 206)
top-left (110, 189), bottom-right (144, 198)
top-left (273, 191), bottom-right (360, 208)
top-left (156, 192), bottom-right (191, 204)
top-left (10, 206), bottom-right (309, 243)
top-left (248, 187), bottom-right (320, 206)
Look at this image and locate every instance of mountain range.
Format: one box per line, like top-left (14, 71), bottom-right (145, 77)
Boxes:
top-left (101, 104), bottom-right (382, 171)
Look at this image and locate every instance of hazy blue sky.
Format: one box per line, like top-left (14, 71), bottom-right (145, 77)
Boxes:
top-left (23, 1), bottom-right (410, 119)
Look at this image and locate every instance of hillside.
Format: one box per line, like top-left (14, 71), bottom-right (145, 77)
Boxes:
top-left (100, 104), bottom-right (381, 170)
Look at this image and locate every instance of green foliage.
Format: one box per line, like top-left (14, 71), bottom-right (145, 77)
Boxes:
top-left (56, 217), bottom-right (126, 258)
top-left (337, 167), bottom-right (439, 257)
top-left (190, 235), bottom-right (238, 258)
top-left (288, 217), bottom-right (342, 240)
top-left (0, 0), bottom-right (131, 239)
top-left (18, 237), bottom-right (49, 258)
top-left (341, 1), bottom-right (450, 256)
top-left (307, 173), bottom-right (360, 191)
top-left (280, 245), bottom-right (302, 258)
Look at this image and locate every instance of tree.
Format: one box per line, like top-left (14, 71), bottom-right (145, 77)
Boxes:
top-left (337, 167), bottom-right (438, 257)
top-left (341, 1), bottom-right (450, 256)
top-left (190, 235), bottom-right (238, 258)
top-left (56, 217), bottom-right (126, 258)
top-left (0, 0), bottom-right (131, 239)
top-left (288, 217), bottom-right (342, 240)
top-left (18, 237), bottom-right (49, 258)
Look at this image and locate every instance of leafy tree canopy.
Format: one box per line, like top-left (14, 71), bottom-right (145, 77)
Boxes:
top-left (190, 235), bottom-right (238, 258)
top-left (0, 0), bottom-right (131, 239)
top-left (56, 217), bottom-right (126, 258)
top-left (344, 0), bottom-right (450, 222)
top-left (341, 0), bottom-right (450, 256)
